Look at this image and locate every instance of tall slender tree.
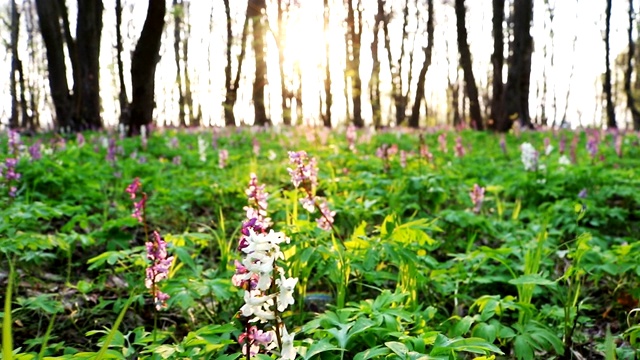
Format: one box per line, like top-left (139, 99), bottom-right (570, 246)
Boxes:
top-left (321, 0), bottom-right (333, 127)
top-left (502, 0), bottom-right (534, 131)
top-left (345, 0), bottom-right (364, 127)
top-left (383, 0), bottom-right (412, 126)
top-left (249, 0), bottom-right (269, 126)
top-left (126, 0), bottom-right (166, 135)
top-left (627, 0), bottom-right (640, 130)
top-left (408, 0), bottom-right (434, 128)
top-left (115, 0), bottom-right (128, 121)
top-left (369, 0), bottom-right (384, 128)
top-left (604, 0), bottom-right (617, 129)
top-left (173, 0), bottom-right (186, 127)
top-left (276, 0), bottom-right (293, 126)
top-left (489, 0), bottom-right (505, 130)
top-left (454, 0), bottom-right (484, 130)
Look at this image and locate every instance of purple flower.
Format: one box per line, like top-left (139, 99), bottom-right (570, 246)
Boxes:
top-left (145, 231), bottom-right (174, 310)
top-left (172, 156), bottom-right (181, 165)
top-left (454, 136), bottom-right (465, 157)
top-left (287, 151), bottom-right (318, 189)
top-left (316, 200), bottom-right (336, 231)
top-left (219, 149), bottom-right (229, 169)
top-left (586, 135), bottom-right (598, 159)
top-left (76, 133), bottom-right (85, 148)
top-left (578, 188), bottom-right (588, 199)
top-left (500, 135), bottom-right (508, 156)
top-left (469, 184), bottom-right (485, 213)
top-left (106, 138), bottom-right (117, 164)
top-left (8, 129), bottom-right (21, 155)
top-left (126, 178), bottom-right (141, 199)
top-left (559, 134), bottom-right (566, 154)
top-left (29, 141), bottom-right (42, 161)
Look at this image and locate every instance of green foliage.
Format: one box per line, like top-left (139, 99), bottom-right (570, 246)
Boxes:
top-left (0, 127), bottom-right (639, 359)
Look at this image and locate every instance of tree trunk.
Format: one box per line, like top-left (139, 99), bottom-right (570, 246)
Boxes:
top-left (127, 0), bottom-right (166, 135)
top-left (35, 0), bottom-right (72, 129)
top-left (502, 0), bottom-right (534, 131)
top-left (115, 0), bottom-right (128, 121)
top-left (627, 0), bottom-right (640, 130)
top-left (277, 0), bottom-right (292, 126)
top-left (223, 0), bottom-right (236, 126)
top-left (346, 0), bottom-right (363, 127)
top-left (182, 2), bottom-right (197, 127)
top-left (408, 0), bottom-right (434, 128)
top-left (173, 0), bottom-right (186, 127)
top-left (384, 0), bottom-right (410, 126)
top-left (76, 0), bottom-right (103, 130)
top-left (322, 0), bottom-right (333, 127)
top-left (489, 0), bottom-right (504, 130)
top-left (369, 0), bottom-right (383, 128)
top-left (455, 0), bottom-right (483, 130)
top-left (604, 0), bottom-right (617, 129)
top-left (10, 0), bottom-right (20, 129)
top-left (249, 0), bottom-right (268, 126)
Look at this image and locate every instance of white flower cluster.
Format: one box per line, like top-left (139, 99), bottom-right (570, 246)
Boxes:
top-left (237, 229), bottom-right (298, 359)
top-left (520, 142), bottom-right (539, 171)
top-left (197, 136), bottom-right (207, 162)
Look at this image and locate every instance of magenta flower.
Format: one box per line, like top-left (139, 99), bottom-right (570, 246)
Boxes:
top-left (145, 231), bottom-right (173, 310)
top-left (438, 133), bottom-right (447, 153)
top-left (219, 149), bottom-right (229, 169)
top-left (454, 136), bottom-right (465, 157)
top-left (126, 178), bottom-right (141, 199)
top-left (126, 178), bottom-right (146, 223)
top-left (287, 151), bottom-right (318, 189)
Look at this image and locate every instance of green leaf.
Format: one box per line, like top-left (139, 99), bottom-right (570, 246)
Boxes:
top-left (302, 339), bottom-right (342, 359)
top-left (508, 274), bottom-right (555, 286)
top-left (385, 341), bottom-right (409, 356)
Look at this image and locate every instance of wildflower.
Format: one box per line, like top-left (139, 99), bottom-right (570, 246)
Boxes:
top-left (558, 155), bottom-right (571, 166)
top-left (500, 135), bottom-right (507, 156)
top-left (438, 133), bottom-right (447, 153)
top-left (8, 129), bottom-right (21, 155)
top-left (578, 188), bottom-right (588, 199)
top-left (126, 178), bottom-right (146, 223)
top-left (106, 137), bottom-right (116, 164)
top-left (287, 151), bottom-right (318, 189)
top-left (219, 149), bottom-right (228, 169)
top-left (615, 133), bottom-right (623, 158)
top-left (586, 135), bottom-right (598, 159)
top-left (420, 144), bottom-right (433, 163)
top-left (27, 141), bottom-right (41, 161)
top-left (145, 231), bottom-right (173, 310)
top-left (454, 136), bottom-right (465, 157)
top-left (279, 325), bottom-right (297, 360)
top-left (520, 142), bottom-right (538, 171)
top-left (346, 124), bottom-right (357, 151)
top-left (316, 200), bottom-right (336, 231)
top-left (169, 137), bottom-right (179, 149)
top-left (268, 150), bottom-right (277, 161)
top-left (545, 144), bottom-right (554, 156)
top-left (172, 156), bottom-right (181, 165)
top-left (400, 150), bottom-right (407, 168)
top-left (469, 184), bottom-right (485, 214)
top-left (125, 178), bottom-right (141, 199)
top-left (559, 134), bottom-right (566, 154)
top-left (253, 138), bottom-right (260, 157)
top-left (198, 136), bottom-right (207, 162)
top-left (76, 132), bottom-right (86, 148)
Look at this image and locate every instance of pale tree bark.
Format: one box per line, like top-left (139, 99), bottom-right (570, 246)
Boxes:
top-left (627, 0), bottom-right (640, 130)
top-left (223, 0), bottom-right (239, 126)
top-left (322, 0), bottom-right (333, 127)
top-left (454, 0), bottom-right (484, 130)
top-left (408, 0), bottom-right (434, 128)
top-left (24, 0), bottom-right (41, 128)
top-left (126, 0), bottom-right (166, 135)
top-left (345, 0), bottom-right (364, 127)
top-left (502, 0), bottom-right (534, 131)
top-left (249, 0), bottom-right (269, 126)
top-left (368, 0), bottom-right (384, 128)
top-left (181, 2), bottom-right (198, 126)
top-left (489, 0), bottom-right (504, 130)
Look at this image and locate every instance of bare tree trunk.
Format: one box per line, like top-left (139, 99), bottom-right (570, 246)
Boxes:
top-left (10, 0), bottom-right (20, 129)
top-left (490, 0), bottom-right (504, 130)
top-left (369, 0), bottom-right (383, 128)
top-left (384, 0), bottom-right (410, 126)
top-left (604, 0), bottom-right (616, 129)
top-left (408, 0), bottom-right (434, 128)
top-left (115, 0), bottom-right (128, 121)
top-left (276, 0), bottom-right (292, 126)
top-left (182, 2), bottom-right (197, 127)
top-left (249, 0), bottom-right (269, 126)
top-left (76, 0), bottom-right (103, 130)
top-left (24, 0), bottom-right (40, 129)
top-left (455, 0), bottom-right (483, 130)
top-left (627, 0), bottom-right (640, 130)
top-left (173, 0), bottom-right (186, 127)
top-left (503, 0), bottom-right (534, 131)
top-left (126, 0), bottom-right (166, 135)
top-left (35, 0), bottom-right (72, 129)
top-left (223, 0), bottom-right (237, 126)
top-left (346, 0), bottom-right (363, 127)
top-left (322, 0), bottom-right (333, 127)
